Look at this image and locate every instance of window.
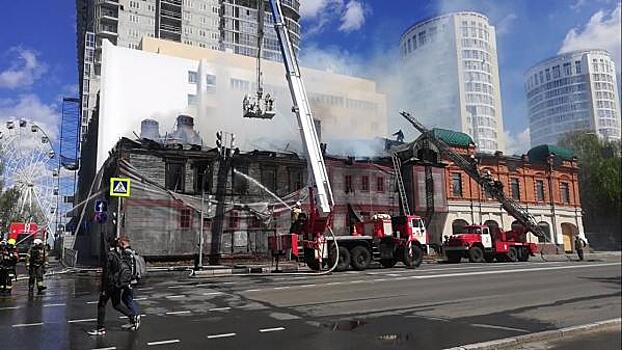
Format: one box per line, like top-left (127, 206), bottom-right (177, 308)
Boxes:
top-left (228, 211), bottom-right (239, 229)
top-left (187, 94), bottom-right (197, 105)
top-left (560, 182), bottom-right (570, 204)
top-left (345, 175), bottom-right (353, 193)
top-left (193, 162), bottom-right (212, 194)
top-left (165, 161), bottom-right (186, 192)
top-left (361, 176), bottom-right (369, 191)
top-left (563, 62), bottom-right (571, 76)
top-left (418, 31), bottom-right (427, 46)
top-left (452, 173), bottom-right (463, 197)
top-left (545, 68), bottom-right (551, 81)
top-left (536, 180), bottom-right (545, 202)
top-left (575, 60), bottom-right (582, 74)
top-left (179, 208), bottom-right (192, 229)
top-left (552, 65), bottom-right (561, 79)
top-left (188, 71), bottom-right (198, 84)
top-left (233, 164), bottom-right (249, 194)
top-left (261, 167), bottom-right (277, 193)
top-left (376, 177), bottom-right (385, 192)
top-left (510, 178), bottom-right (520, 200)
top-left (206, 74), bottom-right (216, 85)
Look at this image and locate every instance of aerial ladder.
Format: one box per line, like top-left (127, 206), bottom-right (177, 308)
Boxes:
top-left (399, 111), bottom-right (548, 241)
top-left (244, 0), bottom-right (336, 270)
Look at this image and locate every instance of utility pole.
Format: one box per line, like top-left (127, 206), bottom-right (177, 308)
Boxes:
top-left (209, 131), bottom-right (235, 265)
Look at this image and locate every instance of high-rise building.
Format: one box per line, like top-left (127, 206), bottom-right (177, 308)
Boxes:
top-left (525, 49), bottom-right (621, 146)
top-left (75, 0), bottom-right (300, 133)
top-left (399, 12), bottom-right (505, 154)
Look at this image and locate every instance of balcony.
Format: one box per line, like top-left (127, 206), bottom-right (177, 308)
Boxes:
top-left (160, 8), bottom-right (182, 20)
top-left (162, 0), bottom-right (182, 6)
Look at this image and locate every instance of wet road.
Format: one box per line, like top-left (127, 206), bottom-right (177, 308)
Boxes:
top-left (0, 260), bottom-right (620, 350)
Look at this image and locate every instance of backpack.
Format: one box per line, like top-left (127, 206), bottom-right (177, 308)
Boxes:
top-left (123, 248), bottom-right (146, 282)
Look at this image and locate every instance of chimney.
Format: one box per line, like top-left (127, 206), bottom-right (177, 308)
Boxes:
top-left (140, 119), bottom-right (161, 141)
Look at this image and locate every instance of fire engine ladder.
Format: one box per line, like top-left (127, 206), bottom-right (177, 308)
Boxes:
top-left (391, 153), bottom-right (411, 216)
top-left (399, 111), bottom-right (547, 240)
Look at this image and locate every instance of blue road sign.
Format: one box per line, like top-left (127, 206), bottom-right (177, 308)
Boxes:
top-left (95, 200), bottom-right (108, 213)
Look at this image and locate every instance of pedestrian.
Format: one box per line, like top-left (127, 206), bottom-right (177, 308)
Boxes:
top-left (575, 236), bottom-right (586, 261)
top-left (1, 240), bottom-right (19, 296)
top-left (117, 236), bottom-right (141, 329)
top-left (88, 237), bottom-right (139, 336)
top-left (25, 238), bottom-right (47, 295)
top-left (290, 201), bottom-right (303, 233)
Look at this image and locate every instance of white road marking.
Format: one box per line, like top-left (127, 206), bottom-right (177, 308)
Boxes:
top-left (86, 300), bottom-right (99, 304)
top-left (273, 286), bottom-right (291, 290)
top-left (165, 295), bottom-right (185, 299)
top-left (202, 292), bottom-right (224, 296)
top-left (0, 306), bottom-right (20, 311)
top-left (137, 287), bottom-right (154, 291)
top-left (134, 297), bottom-right (148, 301)
top-left (296, 284), bottom-right (316, 288)
top-left (207, 332), bottom-right (236, 339)
top-left (166, 310), bottom-right (191, 315)
top-left (244, 289), bottom-right (263, 292)
top-left (43, 303), bottom-right (66, 307)
top-left (471, 323), bottom-right (529, 333)
top-left (92, 347), bottom-right (117, 350)
top-left (167, 285), bottom-right (188, 289)
top-left (120, 314), bottom-right (147, 319)
top-left (412, 263), bottom-right (621, 280)
top-left (68, 318), bottom-right (97, 323)
top-left (209, 307), bottom-right (231, 312)
top-left (12, 322), bottom-right (44, 328)
top-left (147, 339), bottom-right (180, 346)
top-left (259, 327), bottom-right (285, 333)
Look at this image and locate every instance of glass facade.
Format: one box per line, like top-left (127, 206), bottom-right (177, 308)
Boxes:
top-left (526, 50), bottom-right (621, 145)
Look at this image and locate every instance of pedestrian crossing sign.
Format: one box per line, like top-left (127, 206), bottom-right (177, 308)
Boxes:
top-left (110, 177), bottom-right (131, 197)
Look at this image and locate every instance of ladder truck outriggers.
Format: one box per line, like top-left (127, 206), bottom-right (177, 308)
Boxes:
top-left (399, 112), bottom-right (545, 263)
top-left (259, 1), bottom-right (430, 272)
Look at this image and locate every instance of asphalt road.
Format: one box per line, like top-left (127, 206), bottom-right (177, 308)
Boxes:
top-left (0, 259), bottom-right (620, 350)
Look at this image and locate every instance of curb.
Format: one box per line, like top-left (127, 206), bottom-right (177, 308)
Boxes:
top-left (445, 318), bottom-right (621, 350)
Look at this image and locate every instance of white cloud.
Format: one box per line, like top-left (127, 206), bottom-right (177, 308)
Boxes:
top-left (0, 47), bottom-right (47, 89)
top-left (495, 13), bottom-right (518, 36)
top-left (503, 128), bottom-right (531, 155)
top-left (559, 3), bottom-right (622, 70)
top-left (338, 1), bottom-right (367, 33)
top-left (0, 95), bottom-right (59, 138)
top-left (299, 0), bottom-right (341, 19)
top-left (571, 0), bottom-right (588, 12)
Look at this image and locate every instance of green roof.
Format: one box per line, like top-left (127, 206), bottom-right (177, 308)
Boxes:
top-left (527, 144), bottom-right (575, 162)
top-left (432, 128), bottom-right (475, 148)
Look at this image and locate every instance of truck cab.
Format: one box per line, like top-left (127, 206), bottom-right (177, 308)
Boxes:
top-left (443, 224), bottom-right (493, 263)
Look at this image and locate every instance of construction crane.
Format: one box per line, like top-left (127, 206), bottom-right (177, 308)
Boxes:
top-left (399, 111), bottom-right (547, 240)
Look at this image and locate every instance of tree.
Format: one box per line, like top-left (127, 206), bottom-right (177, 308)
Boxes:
top-left (558, 133), bottom-right (621, 249)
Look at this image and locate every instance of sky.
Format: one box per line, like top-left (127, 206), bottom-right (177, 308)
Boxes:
top-left (0, 0), bottom-right (620, 155)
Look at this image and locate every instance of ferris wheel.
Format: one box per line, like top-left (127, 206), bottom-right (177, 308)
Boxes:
top-left (0, 119), bottom-right (58, 233)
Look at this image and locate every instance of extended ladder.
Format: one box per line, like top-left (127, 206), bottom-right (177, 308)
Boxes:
top-left (391, 154), bottom-right (411, 216)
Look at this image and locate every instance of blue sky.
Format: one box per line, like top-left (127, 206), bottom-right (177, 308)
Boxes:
top-left (0, 0), bottom-right (620, 153)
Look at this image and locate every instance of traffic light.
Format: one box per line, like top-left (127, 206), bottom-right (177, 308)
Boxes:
top-left (112, 212), bottom-right (118, 226)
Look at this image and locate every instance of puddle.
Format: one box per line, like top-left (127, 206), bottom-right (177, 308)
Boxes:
top-left (323, 319), bottom-right (367, 331)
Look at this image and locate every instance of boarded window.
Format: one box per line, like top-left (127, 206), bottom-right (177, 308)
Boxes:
top-left (166, 161), bottom-right (186, 192)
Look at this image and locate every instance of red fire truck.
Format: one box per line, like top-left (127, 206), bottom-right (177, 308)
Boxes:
top-left (8, 222), bottom-right (44, 259)
top-left (443, 224), bottom-right (538, 263)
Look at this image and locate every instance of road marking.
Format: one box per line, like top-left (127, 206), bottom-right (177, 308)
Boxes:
top-left (244, 289), bottom-right (263, 292)
top-left (120, 314), bottom-right (147, 319)
top-left (209, 307), bottom-right (231, 312)
top-left (43, 303), bottom-right (66, 307)
top-left (207, 332), bottom-right (236, 339)
top-left (92, 347), bottom-right (117, 350)
top-left (138, 287), bottom-right (154, 291)
top-left (68, 318), bottom-right (97, 323)
top-left (296, 284), bottom-right (316, 288)
top-left (86, 300), bottom-right (99, 304)
top-left (134, 297), bottom-right (148, 301)
top-left (12, 322), bottom-right (44, 328)
top-left (166, 311), bottom-right (191, 315)
top-left (259, 327), bottom-right (285, 333)
top-left (165, 295), bottom-right (185, 299)
top-left (202, 292), bottom-right (224, 296)
top-left (273, 286), bottom-right (291, 290)
top-left (412, 263), bottom-right (621, 280)
top-left (147, 339), bottom-right (180, 346)
top-left (471, 323), bottom-right (529, 333)
top-left (0, 306), bottom-right (20, 311)
top-left (167, 285), bottom-right (188, 289)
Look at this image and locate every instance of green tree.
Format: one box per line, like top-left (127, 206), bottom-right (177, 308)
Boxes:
top-left (558, 132), bottom-right (621, 249)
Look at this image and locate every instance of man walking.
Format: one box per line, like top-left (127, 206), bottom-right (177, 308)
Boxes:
top-left (118, 236), bottom-right (141, 328)
top-left (26, 239), bottom-right (47, 295)
top-left (574, 236), bottom-right (587, 261)
top-left (88, 237), bottom-right (139, 336)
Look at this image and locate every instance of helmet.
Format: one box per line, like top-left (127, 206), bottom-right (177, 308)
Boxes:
top-left (295, 201), bottom-right (301, 207)
top-left (7, 238), bottom-right (16, 246)
top-left (33, 238), bottom-right (43, 245)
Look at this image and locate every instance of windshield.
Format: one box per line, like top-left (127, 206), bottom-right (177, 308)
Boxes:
top-left (461, 226), bottom-right (484, 234)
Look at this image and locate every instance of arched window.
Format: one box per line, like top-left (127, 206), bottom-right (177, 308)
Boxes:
top-left (484, 219), bottom-right (499, 234)
top-left (537, 222), bottom-right (551, 243)
top-left (452, 219), bottom-right (469, 235)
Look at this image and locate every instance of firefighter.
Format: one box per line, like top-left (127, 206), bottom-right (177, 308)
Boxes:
top-left (26, 238), bottom-right (47, 295)
top-left (290, 201), bottom-right (303, 233)
top-left (1, 239), bottom-right (19, 295)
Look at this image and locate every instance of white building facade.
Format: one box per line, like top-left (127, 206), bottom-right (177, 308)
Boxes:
top-left (525, 49), bottom-right (621, 146)
top-left (399, 12), bottom-right (505, 154)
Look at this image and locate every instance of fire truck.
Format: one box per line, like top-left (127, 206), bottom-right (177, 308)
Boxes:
top-left (8, 222), bottom-right (44, 259)
top-left (444, 224), bottom-right (538, 263)
top-left (398, 112), bottom-right (550, 261)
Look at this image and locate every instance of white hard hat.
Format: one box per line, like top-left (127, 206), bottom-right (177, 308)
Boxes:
top-left (33, 238), bottom-right (43, 245)
top-left (295, 201), bottom-right (301, 206)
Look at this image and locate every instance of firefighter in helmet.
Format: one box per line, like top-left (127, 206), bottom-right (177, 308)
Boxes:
top-left (0, 239), bottom-right (19, 295)
top-left (26, 238), bottom-right (47, 294)
top-left (290, 201), bottom-right (304, 234)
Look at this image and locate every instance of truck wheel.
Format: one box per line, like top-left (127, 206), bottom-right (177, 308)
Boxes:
top-left (328, 246), bottom-right (351, 272)
top-left (304, 248), bottom-right (321, 271)
top-left (380, 259), bottom-right (397, 268)
top-left (468, 246), bottom-right (485, 263)
top-left (350, 246), bottom-right (372, 271)
top-left (518, 247), bottom-right (529, 262)
top-left (507, 247), bottom-right (518, 262)
top-left (484, 253), bottom-right (494, 263)
top-left (403, 245), bottom-right (423, 268)
top-left (446, 252), bottom-right (462, 263)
